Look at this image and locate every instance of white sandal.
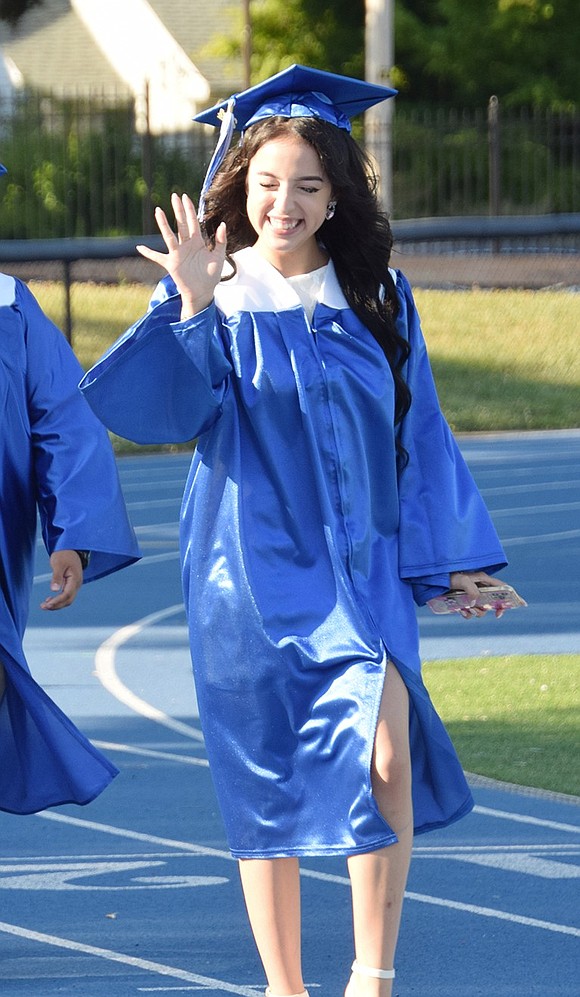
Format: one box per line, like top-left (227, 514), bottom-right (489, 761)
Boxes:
top-left (345, 959), bottom-right (396, 994)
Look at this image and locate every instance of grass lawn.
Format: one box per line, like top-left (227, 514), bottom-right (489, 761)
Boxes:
top-left (28, 281), bottom-right (580, 433)
top-left (423, 654), bottom-right (580, 797)
top-left (414, 288), bottom-right (580, 432)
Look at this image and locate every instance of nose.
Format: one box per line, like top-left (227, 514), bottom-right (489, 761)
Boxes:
top-left (272, 184), bottom-right (294, 212)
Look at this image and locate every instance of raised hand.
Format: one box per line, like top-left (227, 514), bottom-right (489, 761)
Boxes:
top-left (137, 192), bottom-right (227, 320)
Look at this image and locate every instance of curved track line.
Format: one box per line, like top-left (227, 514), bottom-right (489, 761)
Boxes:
top-left (94, 604), bottom-right (204, 742)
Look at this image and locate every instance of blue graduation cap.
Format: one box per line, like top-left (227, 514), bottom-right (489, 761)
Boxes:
top-left (194, 64), bottom-right (396, 218)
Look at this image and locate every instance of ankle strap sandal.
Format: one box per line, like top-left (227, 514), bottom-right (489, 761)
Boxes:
top-left (351, 959), bottom-right (396, 980)
top-left (265, 989), bottom-right (309, 997)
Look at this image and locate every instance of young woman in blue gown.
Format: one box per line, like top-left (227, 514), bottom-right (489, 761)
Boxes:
top-left (81, 66), bottom-right (508, 997)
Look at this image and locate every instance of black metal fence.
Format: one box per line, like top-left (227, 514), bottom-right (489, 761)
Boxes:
top-left (3, 214), bottom-right (578, 346)
top-left (0, 89), bottom-right (578, 239)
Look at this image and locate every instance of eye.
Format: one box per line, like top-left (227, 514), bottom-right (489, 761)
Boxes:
top-left (259, 182), bottom-right (277, 190)
top-left (299, 186), bottom-right (321, 194)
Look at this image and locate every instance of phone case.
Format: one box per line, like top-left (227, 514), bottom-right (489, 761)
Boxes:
top-left (427, 583), bottom-right (527, 615)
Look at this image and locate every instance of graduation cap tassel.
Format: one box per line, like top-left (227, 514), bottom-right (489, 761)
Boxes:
top-left (197, 98), bottom-right (237, 223)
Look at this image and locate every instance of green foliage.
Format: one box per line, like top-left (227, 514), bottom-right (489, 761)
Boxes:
top-left (0, 92), bottom-right (212, 238)
top-left (395, 0), bottom-right (580, 109)
top-left (390, 103), bottom-right (580, 216)
top-left (202, 0), bottom-right (364, 82)
top-left (207, 0), bottom-right (579, 110)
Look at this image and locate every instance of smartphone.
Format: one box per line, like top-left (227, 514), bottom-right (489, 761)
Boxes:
top-left (427, 583), bottom-right (527, 615)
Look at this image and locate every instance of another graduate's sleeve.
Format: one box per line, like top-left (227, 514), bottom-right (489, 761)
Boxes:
top-left (394, 271), bottom-right (507, 606)
top-left (79, 280), bottom-right (232, 445)
top-left (19, 280), bottom-right (140, 583)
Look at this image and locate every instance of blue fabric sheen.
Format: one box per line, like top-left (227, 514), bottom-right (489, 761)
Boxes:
top-left (0, 277), bottom-right (141, 814)
top-left (81, 248), bottom-right (507, 857)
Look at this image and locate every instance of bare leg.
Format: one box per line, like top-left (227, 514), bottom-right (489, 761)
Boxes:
top-left (238, 856), bottom-right (305, 995)
top-left (346, 662), bottom-right (414, 996)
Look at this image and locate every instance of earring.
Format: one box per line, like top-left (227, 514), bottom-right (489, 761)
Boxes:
top-left (325, 200), bottom-right (337, 220)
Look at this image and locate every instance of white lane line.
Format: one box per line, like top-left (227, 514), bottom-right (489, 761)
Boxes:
top-left (93, 605), bottom-right (204, 742)
top-left (402, 892), bottom-right (580, 937)
top-left (491, 500), bottom-right (580, 516)
top-left (473, 805), bottom-right (580, 834)
top-left (502, 529), bottom-right (580, 545)
top-left (93, 741), bottom-right (209, 767)
top-left (293, 869), bottom-right (580, 938)
top-left (0, 920), bottom-right (258, 995)
top-left (414, 844), bottom-right (580, 854)
top-left (35, 812), bottom-right (579, 938)
top-left (36, 811), bottom-right (231, 859)
top-left (482, 479), bottom-right (580, 496)
top-left (127, 498), bottom-right (185, 510)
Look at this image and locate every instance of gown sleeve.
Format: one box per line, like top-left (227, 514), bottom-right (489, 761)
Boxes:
top-left (0, 277), bottom-right (140, 816)
top-left (394, 271), bottom-right (507, 605)
top-left (79, 277), bottom-right (232, 445)
top-left (20, 280), bottom-right (140, 581)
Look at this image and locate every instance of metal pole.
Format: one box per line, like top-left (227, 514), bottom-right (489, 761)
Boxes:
top-left (365, 0), bottom-right (395, 213)
top-left (242, 0), bottom-right (252, 88)
top-left (488, 94), bottom-right (501, 216)
top-left (141, 80), bottom-right (155, 234)
top-left (63, 259), bottom-right (73, 345)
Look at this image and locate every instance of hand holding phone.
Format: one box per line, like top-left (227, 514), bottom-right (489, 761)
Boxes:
top-left (427, 583), bottom-right (527, 615)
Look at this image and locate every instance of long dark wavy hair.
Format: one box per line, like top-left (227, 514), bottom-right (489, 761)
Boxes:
top-left (201, 116), bottom-right (411, 440)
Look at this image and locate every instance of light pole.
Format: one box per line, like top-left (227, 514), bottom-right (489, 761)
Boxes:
top-left (242, 0), bottom-right (252, 88)
top-left (365, 0), bottom-right (395, 213)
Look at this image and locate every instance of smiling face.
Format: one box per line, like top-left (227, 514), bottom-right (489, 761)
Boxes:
top-left (245, 134), bottom-right (333, 276)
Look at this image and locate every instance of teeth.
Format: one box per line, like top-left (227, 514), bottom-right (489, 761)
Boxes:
top-left (270, 219), bottom-right (299, 232)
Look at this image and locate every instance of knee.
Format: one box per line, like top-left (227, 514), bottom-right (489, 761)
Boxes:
top-left (371, 742), bottom-right (413, 835)
top-left (372, 740), bottom-right (411, 797)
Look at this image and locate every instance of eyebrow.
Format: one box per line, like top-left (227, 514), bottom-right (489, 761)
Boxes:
top-left (255, 171), bottom-right (326, 182)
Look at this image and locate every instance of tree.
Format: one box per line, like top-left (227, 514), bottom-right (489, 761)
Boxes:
top-left (201, 0), bottom-right (364, 84)
top-left (201, 0), bottom-right (580, 109)
top-left (394, 0), bottom-right (580, 108)
top-left (0, 0), bottom-right (43, 24)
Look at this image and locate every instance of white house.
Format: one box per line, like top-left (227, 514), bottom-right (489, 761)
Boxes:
top-left (0, 0), bottom-right (243, 133)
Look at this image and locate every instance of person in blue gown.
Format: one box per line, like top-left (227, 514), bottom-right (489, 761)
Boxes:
top-left (0, 185), bottom-right (141, 815)
top-left (80, 67), bottom-right (509, 997)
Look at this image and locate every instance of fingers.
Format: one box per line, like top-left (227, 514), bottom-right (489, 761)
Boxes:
top-left (181, 192), bottom-right (199, 235)
top-left (41, 551), bottom-right (83, 611)
top-left (136, 243), bottom-right (165, 265)
top-left (214, 220), bottom-right (227, 250)
top-left (450, 571), bottom-right (507, 620)
top-left (137, 195), bottom-right (202, 261)
top-left (171, 192), bottom-right (202, 245)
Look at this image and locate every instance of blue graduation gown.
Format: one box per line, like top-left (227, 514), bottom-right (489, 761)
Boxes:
top-left (0, 274), bottom-right (140, 814)
top-left (81, 248), bottom-right (506, 858)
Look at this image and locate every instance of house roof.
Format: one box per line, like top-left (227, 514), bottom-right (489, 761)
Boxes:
top-left (148, 0), bottom-right (244, 99)
top-left (0, 0), bottom-right (243, 102)
top-left (0, 0), bottom-right (130, 96)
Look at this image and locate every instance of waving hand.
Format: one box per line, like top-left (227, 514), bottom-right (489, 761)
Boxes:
top-left (137, 193), bottom-right (227, 320)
